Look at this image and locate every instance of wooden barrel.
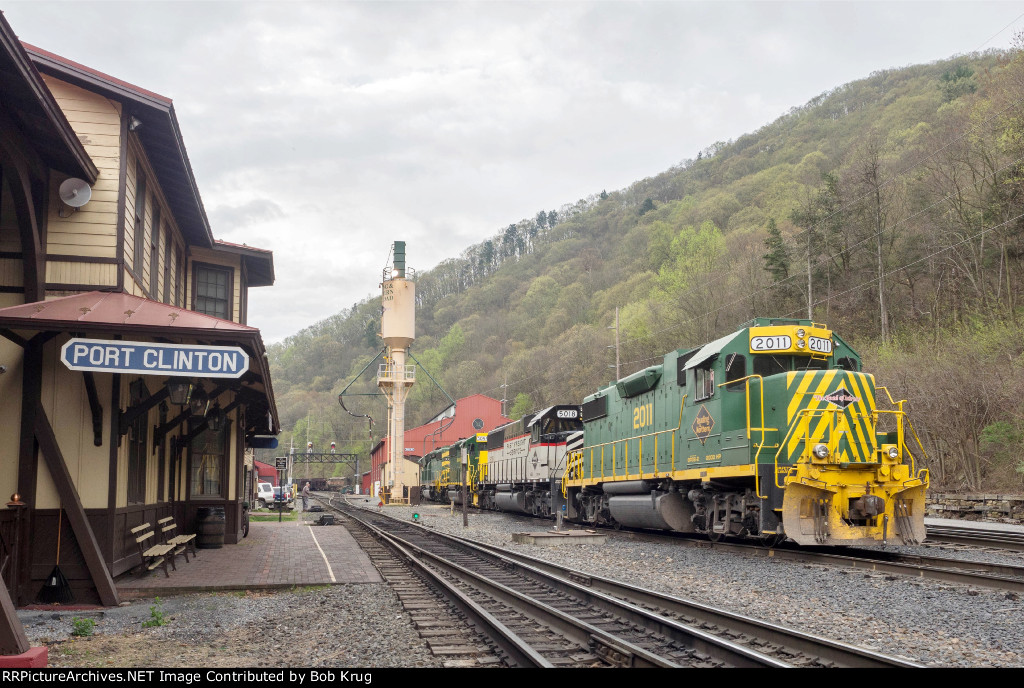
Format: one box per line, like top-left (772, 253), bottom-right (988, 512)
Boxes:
top-left (195, 506), bottom-right (225, 549)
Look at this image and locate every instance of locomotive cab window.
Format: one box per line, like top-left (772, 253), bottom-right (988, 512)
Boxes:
top-left (837, 356), bottom-right (860, 371)
top-left (539, 416), bottom-right (583, 436)
top-left (694, 365), bottom-right (715, 401)
top-left (798, 357), bottom-right (828, 370)
top-left (754, 354), bottom-right (790, 378)
top-left (724, 353), bottom-right (747, 392)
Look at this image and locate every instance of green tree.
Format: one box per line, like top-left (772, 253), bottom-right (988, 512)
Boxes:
top-left (939, 63), bottom-right (976, 102)
top-left (763, 217), bottom-right (789, 282)
top-left (508, 392), bottom-right (533, 419)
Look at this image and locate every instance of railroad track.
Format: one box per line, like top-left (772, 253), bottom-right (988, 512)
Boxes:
top-left (321, 496), bottom-right (918, 668)
top-left (608, 532), bottom-right (1024, 595)
top-left (315, 501), bottom-right (506, 667)
top-left (486, 508), bottom-right (1024, 594)
top-left (924, 523), bottom-right (1024, 553)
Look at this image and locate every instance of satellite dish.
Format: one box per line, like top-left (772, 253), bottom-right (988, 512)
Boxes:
top-left (58, 178), bottom-right (92, 208)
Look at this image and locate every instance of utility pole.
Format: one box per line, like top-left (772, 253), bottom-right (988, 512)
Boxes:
top-left (607, 306), bottom-right (620, 380)
top-left (499, 372), bottom-right (508, 417)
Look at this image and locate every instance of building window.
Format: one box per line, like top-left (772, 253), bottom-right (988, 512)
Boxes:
top-left (133, 168), bottom-right (146, 276)
top-left (163, 234), bottom-right (172, 303)
top-left (176, 249), bottom-right (185, 307)
top-left (127, 380), bottom-right (148, 504)
top-left (149, 205), bottom-right (161, 297)
top-left (190, 423), bottom-right (227, 498)
top-left (194, 264), bottom-right (231, 319)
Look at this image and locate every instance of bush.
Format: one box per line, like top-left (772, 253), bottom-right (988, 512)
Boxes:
top-left (71, 617), bottom-right (95, 637)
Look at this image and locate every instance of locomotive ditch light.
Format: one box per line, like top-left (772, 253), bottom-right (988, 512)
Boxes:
top-left (813, 443), bottom-right (830, 459)
top-left (887, 446), bottom-right (899, 459)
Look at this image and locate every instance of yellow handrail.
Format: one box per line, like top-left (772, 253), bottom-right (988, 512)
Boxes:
top-left (717, 374), bottom-right (778, 499)
top-left (565, 395), bottom-right (687, 486)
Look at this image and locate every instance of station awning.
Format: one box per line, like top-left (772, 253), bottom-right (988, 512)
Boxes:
top-left (0, 291), bottom-right (279, 433)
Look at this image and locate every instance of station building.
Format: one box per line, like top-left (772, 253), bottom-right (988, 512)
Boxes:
top-left (366, 393), bottom-right (509, 496)
top-left (0, 12), bottom-right (279, 631)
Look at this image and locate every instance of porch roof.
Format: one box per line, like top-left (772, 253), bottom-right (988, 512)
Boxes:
top-left (0, 291), bottom-right (279, 433)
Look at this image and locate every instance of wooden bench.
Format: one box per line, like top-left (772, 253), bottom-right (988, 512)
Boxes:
top-left (158, 516), bottom-right (197, 564)
top-left (130, 523), bottom-right (173, 577)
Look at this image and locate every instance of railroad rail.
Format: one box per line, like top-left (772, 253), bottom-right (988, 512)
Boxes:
top-left (490, 510), bottom-right (1024, 594)
top-left (315, 505), bottom-right (509, 667)
top-left (320, 496), bottom-right (919, 668)
top-left (924, 523), bottom-right (1024, 553)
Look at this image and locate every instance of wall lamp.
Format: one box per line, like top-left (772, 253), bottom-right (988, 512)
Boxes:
top-left (166, 378), bottom-right (192, 405)
top-left (189, 383), bottom-right (210, 416)
top-left (206, 402), bottom-right (224, 432)
top-left (128, 115), bottom-right (142, 131)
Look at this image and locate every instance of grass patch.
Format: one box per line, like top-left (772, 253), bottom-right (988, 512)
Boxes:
top-left (250, 511), bottom-right (297, 522)
top-left (292, 584), bottom-right (329, 594)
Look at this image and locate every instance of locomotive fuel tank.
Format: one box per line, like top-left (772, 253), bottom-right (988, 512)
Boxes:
top-left (606, 491), bottom-right (695, 531)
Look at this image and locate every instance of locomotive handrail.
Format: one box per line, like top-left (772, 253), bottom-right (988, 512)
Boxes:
top-left (568, 395), bottom-right (687, 485)
top-left (874, 385), bottom-right (929, 478)
top-left (772, 407), bottom-right (844, 488)
top-left (716, 374), bottom-right (778, 500)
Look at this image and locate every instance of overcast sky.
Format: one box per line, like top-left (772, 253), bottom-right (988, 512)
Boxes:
top-left (4, 1), bottom-right (1023, 343)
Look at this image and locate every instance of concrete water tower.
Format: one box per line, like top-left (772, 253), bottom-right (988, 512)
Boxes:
top-left (378, 241), bottom-right (416, 502)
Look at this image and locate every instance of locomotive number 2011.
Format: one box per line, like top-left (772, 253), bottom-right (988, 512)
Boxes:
top-left (750, 335), bottom-right (792, 351)
top-left (633, 403), bottom-right (654, 429)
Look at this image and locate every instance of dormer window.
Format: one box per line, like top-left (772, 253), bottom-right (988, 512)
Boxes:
top-left (194, 263), bottom-right (231, 320)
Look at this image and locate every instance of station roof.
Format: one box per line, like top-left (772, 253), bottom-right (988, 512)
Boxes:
top-left (214, 240), bottom-right (275, 287)
top-left (0, 14), bottom-right (96, 182)
top-left (22, 42), bottom-right (214, 248)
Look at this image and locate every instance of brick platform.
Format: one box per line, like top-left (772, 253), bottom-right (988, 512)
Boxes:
top-left (116, 512), bottom-right (380, 598)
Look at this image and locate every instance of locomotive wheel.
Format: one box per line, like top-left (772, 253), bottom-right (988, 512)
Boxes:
top-left (708, 529), bottom-right (724, 542)
top-left (758, 532), bottom-right (785, 548)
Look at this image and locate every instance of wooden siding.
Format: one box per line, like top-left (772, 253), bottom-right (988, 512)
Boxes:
top-left (40, 76), bottom-right (120, 259)
top-left (0, 258), bottom-right (23, 288)
top-left (37, 337), bottom-right (110, 510)
top-left (0, 173), bottom-right (22, 254)
top-left (122, 140), bottom-right (187, 304)
top-left (45, 261), bottom-right (117, 287)
top-left (0, 294), bottom-right (24, 504)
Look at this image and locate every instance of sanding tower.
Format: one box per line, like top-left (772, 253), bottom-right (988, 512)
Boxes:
top-left (378, 241), bottom-right (416, 502)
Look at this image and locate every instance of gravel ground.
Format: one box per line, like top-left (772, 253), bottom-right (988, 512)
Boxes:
top-left (21, 583), bottom-right (443, 668)
top-left (339, 496), bottom-right (1024, 668)
top-left (21, 495), bottom-right (1024, 668)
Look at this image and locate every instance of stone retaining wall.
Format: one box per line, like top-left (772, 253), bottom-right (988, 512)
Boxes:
top-left (926, 492), bottom-right (1024, 521)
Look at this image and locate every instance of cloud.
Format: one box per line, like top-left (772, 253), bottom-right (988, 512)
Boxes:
top-left (209, 199), bottom-right (286, 233)
top-left (3, 0), bottom-right (1022, 344)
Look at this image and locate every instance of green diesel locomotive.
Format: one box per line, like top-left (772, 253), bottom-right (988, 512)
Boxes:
top-left (563, 317), bottom-right (929, 546)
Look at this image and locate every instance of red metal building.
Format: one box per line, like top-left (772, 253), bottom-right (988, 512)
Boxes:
top-left (253, 460), bottom-right (279, 486)
top-left (363, 394), bottom-right (509, 495)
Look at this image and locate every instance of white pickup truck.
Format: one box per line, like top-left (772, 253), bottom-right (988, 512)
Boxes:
top-left (256, 482), bottom-right (274, 509)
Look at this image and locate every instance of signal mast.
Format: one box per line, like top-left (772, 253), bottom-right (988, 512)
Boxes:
top-left (378, 242), bottom-right (416, 502)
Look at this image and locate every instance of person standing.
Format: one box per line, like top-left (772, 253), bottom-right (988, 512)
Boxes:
top-left (301, 481), bottom-right (310, 511)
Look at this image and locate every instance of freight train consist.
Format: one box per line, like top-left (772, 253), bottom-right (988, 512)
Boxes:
top-left (420, 318), bottom-right (929, 546)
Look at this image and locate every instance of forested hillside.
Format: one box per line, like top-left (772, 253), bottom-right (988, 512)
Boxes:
top-left (269, 47), bottom-right (1024, 492)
